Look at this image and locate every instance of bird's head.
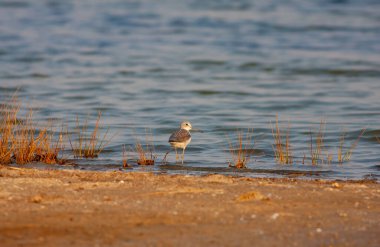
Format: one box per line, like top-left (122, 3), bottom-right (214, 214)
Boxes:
top-left (180, 121), bottom-right (192, 131)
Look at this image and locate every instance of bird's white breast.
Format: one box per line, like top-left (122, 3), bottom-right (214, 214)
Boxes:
top-left (170, 137), bottom-right (191, 149)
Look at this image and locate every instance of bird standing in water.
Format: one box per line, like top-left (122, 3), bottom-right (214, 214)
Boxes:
top-left (169, 121), bottom-right (193, 164)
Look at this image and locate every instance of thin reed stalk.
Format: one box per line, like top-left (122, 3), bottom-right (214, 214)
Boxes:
top-left (270, 115), bottom-right (292, 165)
top-left (122, 144), bottom-right (130, 168)
top-left (68, 112), bottom-right (112, 158)
top-left (34, 123), bottom-right (64, 164)
top-left (337, 129), bottom-right (366, 164)
top-left (226, 129), bottom-right (254, 168)
top-left (10, 111), bottom-right (64, 164)
top-left (0, 96), bottom-right (20, 164)
top-left (12, 110), bottom-right (37, 164)
top-left (309, 120), bottom-right (326, 165)
top-left (134, 129), bottom-right (155, 165)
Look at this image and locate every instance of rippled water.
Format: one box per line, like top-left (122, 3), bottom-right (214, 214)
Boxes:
top-left (1, 0), bottom-right (380, 180)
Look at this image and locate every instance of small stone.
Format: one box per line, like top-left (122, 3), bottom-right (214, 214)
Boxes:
top-left (271, 213), bottom-right (279, 220)
top-left (331, 182), bottom-right (341, 189)
top-left (103, 196), bottom-right (112, 201)
top-left (316, 228), bottom-right (322, 233)
top-left (30, 195), bottom-right (43, 203)
top-left (338, 212), bottom-right (348, 217)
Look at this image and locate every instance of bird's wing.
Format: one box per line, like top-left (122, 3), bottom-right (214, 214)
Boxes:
top-left (169, 129), bottom-right (191, 143)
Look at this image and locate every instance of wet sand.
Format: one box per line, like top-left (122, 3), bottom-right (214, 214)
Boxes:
top-left (0, 165), bottom-right (379, 246)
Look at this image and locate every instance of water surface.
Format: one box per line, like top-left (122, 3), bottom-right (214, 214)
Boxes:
top-left (1, 0), bottom-right (380, 180)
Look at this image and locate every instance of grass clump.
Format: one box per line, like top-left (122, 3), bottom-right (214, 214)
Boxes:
top-left (1, 95), bottom-right (111, 164)
top-left (68, 112), bottom-right (112, 158)
top-left (309, 120), bottom-right (326, 165)
top-left (271, 115), bottom-right (293, 165)
top-left (0, 96), bottom-right (20, 164)
top-left (12, 110), bottom-right (39, 164)
top-left (134, 129), bottom-right (156, 165)
top-left (337, 128), bottom-right (366, 164)
top-left (0, 96), bottom-right (64, 165)
top-left (226, 129), bottom-right (254, 168)
top-left (13, 118), bottom-right (64, 164)
top-left (33, 125), bottom-right (64, 164)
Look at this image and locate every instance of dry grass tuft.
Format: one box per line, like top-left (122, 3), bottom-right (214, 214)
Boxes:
top-left (134, 129), bottom-right (156, 165)
top-left (0, 96), bottom-right (64, 165)
top-left (226, 129), bottom-right (254, 168)
top-left (161, 151), bottom-right (170, 165)
top-left (0, 96), bottom-right (20, 164)
top-left (271, 115), bottom-right (292, 165)
top-left (122, 144), bottom-right (130, 168)
top-left (12, 110), bottom-right (38, 164)
top-left (68, 112), bottom-right (112, 158)
top-left (337, 128), bottom-right (366, 164)
top-left (309, 120), bottom-right (326, 165)
top-left (33, 124), bottom-right (64, 164)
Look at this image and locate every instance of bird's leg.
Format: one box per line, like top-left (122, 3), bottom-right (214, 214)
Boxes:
top-left (182, 148), bottom-right (185, 165)
top-left (175, 148), bottom-right (178, 163)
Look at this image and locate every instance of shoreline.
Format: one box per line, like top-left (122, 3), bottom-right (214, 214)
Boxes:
top-left (8, 162), bottom-right (378, 183)
top-left (0, 165), bottom-right (379, 246)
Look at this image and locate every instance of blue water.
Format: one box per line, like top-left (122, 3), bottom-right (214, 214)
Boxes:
top-left (1, 0), bottom-right (380, 180)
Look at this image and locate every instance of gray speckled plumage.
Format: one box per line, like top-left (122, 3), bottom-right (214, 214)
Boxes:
top-left (169, 121), bottom-right (193, 164)
top-left (169, 129), bottom-right (191, 143)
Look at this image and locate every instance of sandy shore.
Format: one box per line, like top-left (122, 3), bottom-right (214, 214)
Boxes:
top-left (0, 166), bottom-right (379, 247)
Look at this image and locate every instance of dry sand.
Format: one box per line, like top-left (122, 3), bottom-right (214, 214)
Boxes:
top-left (0, 165), bottom-right (379, 246)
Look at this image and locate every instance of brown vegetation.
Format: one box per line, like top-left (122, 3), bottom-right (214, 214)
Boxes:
top-left (337, 129), bottom-right (366, 164)
top-left (0, 96), bottom-right (19, 164)
top-left (309, 120), bottom-right (326, 165)
top-left (122, 144), bottom-right (130, 168)
top-left (68, 112), bottom-right (112, 158)
top-left (226, 129), bottom-right (254, 168)
top-left (270, 116), bottom-right (365, 166)
top-left (0, 96), bottom-right (64, 165)
top-left (1, 96), bottom-right (112, 165)
top-left (271, 115), bottom-right (293, 165)
top-left (134, 130), bottom-right (156, 165)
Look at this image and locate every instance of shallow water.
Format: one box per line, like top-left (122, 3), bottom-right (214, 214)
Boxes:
top-left (1, 0), bottom-right (379, 180)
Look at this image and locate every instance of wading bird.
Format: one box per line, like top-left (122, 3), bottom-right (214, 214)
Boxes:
top-left (168, 121), bottom-right (194, 164)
